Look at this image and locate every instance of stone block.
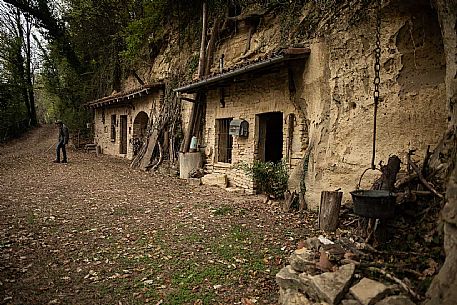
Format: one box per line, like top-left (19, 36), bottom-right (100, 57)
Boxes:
top-left (187, 178), bottom-right (201, 186)
top-left (289, 248), bottom-right (316, 273)
top-left (276, 265), bottom-right (303, 291)
top-left (350, 278), bottom-right (390, 305)
top-left (225, 187), bottom-right (244, 193)
top-left (375, 295), bottom-right (415, 305)
top-left (179, 152), bottom-right (203, 179)
top-left (299, 273), bottom-right (321, 301)
top-left (304, 237), bottom-right (323, 251)
top-left (201, 173), bottom-right (228, 188)
top-left (309, 263), bottom-right (356, 305)
top-left (279, 288), bottom-right (312, 305)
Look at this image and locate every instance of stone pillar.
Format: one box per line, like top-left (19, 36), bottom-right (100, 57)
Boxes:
top-left (179, 152), bottom-right (203, 179)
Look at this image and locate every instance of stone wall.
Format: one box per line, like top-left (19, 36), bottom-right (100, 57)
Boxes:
top-left (202, 67), bottom-right (308, 192)
top-left (93, 92), bottom-right (162, 160)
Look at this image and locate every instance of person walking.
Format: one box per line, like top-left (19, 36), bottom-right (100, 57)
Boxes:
top-left (54, 120), bottom-right (69, 163)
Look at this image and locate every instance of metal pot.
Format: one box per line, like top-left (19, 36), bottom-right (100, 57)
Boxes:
top-left (350, 190), bottom-right (396, 218)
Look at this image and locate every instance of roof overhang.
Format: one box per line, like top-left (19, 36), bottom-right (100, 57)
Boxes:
top-left (85, 82), bottom-right (165, 109)
top-left (174, 47), bottom-right (310, 94)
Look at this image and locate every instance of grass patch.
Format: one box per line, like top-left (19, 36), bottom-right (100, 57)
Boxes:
top-left (26, 213), bottom-right (37, 225)
top-left (165, 259), bottom-right (226, 304)
top-left (186, 232), bottom-right (203, 242)
top-left (213, 205), bottom-right (234, 216)
top-left (164, 287), bottom-right (217, 305)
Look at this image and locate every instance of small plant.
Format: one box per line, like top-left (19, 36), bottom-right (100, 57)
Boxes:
top-left (213, 205), bottom-right (233, 216)
top-left (236, 160), bottom-right (289, 199)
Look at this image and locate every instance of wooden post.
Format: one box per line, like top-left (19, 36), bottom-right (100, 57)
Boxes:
top-left (182, 1), bottom-right (208, 153)
top-left (318, 191), bottom-right (343, 232)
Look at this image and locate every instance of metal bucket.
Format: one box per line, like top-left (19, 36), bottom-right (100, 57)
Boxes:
top-left (350, 190), bottom-right (396, 218)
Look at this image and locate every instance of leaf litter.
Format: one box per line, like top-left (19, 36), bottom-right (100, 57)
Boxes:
top-left (0, 127), bottom-right (312, 304)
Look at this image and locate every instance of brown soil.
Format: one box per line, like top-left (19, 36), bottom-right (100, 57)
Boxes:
top-left (0, 126), bottom-right (314, 305)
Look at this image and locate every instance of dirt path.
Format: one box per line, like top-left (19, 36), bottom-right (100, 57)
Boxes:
top-left (0, 126), bottom-right (313, 305)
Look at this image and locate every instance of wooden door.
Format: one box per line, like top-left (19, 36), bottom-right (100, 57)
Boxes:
top-left (256, 114), bottom-right (267, 162)
top-left (120, 115), bottom-right (128, 154)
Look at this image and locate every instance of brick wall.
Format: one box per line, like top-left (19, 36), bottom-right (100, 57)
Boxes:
top-left (197, 66), bottom-right (308, 193)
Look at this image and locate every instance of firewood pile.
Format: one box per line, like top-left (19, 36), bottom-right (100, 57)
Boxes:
top-left (130, 81), bottom-right (182, 172)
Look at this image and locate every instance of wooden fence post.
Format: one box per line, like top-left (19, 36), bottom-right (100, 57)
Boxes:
top-left (318, 191), bottom-right (343, 232)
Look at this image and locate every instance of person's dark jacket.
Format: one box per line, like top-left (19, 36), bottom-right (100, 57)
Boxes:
top-left (59, 124), bottom-right (69, 145)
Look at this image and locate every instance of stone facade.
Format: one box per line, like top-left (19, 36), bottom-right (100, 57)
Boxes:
top-left (197, 67), bottom-right (308, 193)
top-left (92, 90), bottom-right (163, 160)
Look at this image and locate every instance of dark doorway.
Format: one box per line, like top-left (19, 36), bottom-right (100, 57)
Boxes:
top-left (216, 118), bottom-right (233, 163)
top-left (256, 112), bottom-right (283, 162)
top-left (120, 115), bottom-right (128, 154)
top-left (133, 111), bottom-right (149, 156)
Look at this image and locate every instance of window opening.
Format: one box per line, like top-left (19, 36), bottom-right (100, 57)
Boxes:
top-left (110, 114), bottom-right (116, 142)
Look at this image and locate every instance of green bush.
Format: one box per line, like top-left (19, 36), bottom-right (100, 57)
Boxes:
top-left (237, 160), bottom-right (289, 198)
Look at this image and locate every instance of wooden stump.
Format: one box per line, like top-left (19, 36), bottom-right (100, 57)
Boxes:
top-left (318, 191), bottom-right (343, 232)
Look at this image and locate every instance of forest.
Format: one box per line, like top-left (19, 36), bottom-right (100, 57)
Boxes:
top-left (0, 0), bottom-right (302, 141)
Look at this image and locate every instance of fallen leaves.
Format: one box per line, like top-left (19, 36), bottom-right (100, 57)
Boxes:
top-left (0, 126), bottom-right (311, 304)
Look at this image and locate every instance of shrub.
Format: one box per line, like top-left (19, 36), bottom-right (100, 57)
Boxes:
top-left (236, 160), bottom-right (289, 199)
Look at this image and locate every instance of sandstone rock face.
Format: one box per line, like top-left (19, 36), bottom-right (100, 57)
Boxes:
top-left (302, 0), bottom-right (448, 209)
top-left (350, 278), bottom-right (390, 305)
top-left (309, 263), bottom-right (356, 305)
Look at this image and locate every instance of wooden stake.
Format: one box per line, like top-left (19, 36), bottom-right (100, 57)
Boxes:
top-left (318, 191), bottom-right (343, 232)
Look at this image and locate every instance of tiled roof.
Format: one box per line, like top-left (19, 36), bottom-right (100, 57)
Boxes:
top-left (85, 82), bottom-right (165, 109)
top-left (174, 47), bottom-right (310, 93)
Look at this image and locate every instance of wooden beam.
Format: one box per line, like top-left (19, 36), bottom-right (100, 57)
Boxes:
top-left (180, 97), bottom-right (197, 103)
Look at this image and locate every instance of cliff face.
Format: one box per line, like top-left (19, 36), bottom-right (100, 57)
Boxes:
top-left (425, 0), bottom-right (457, 304)
top-left (126, 0), bottom-right (453, 205)
top-left (300, 0), bottom-right (447, 207)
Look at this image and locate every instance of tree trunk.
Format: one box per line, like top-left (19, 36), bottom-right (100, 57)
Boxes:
top-left (205, 16), bottom-right (223, 75)
top-left (14, 9), bottom-right (32, 125)
top-left (24, 14), bottom-right (37, 126)
top-left (318, 191), bottom-right (343, 232)
top-left (197, 2), bottom-right (208, 79)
